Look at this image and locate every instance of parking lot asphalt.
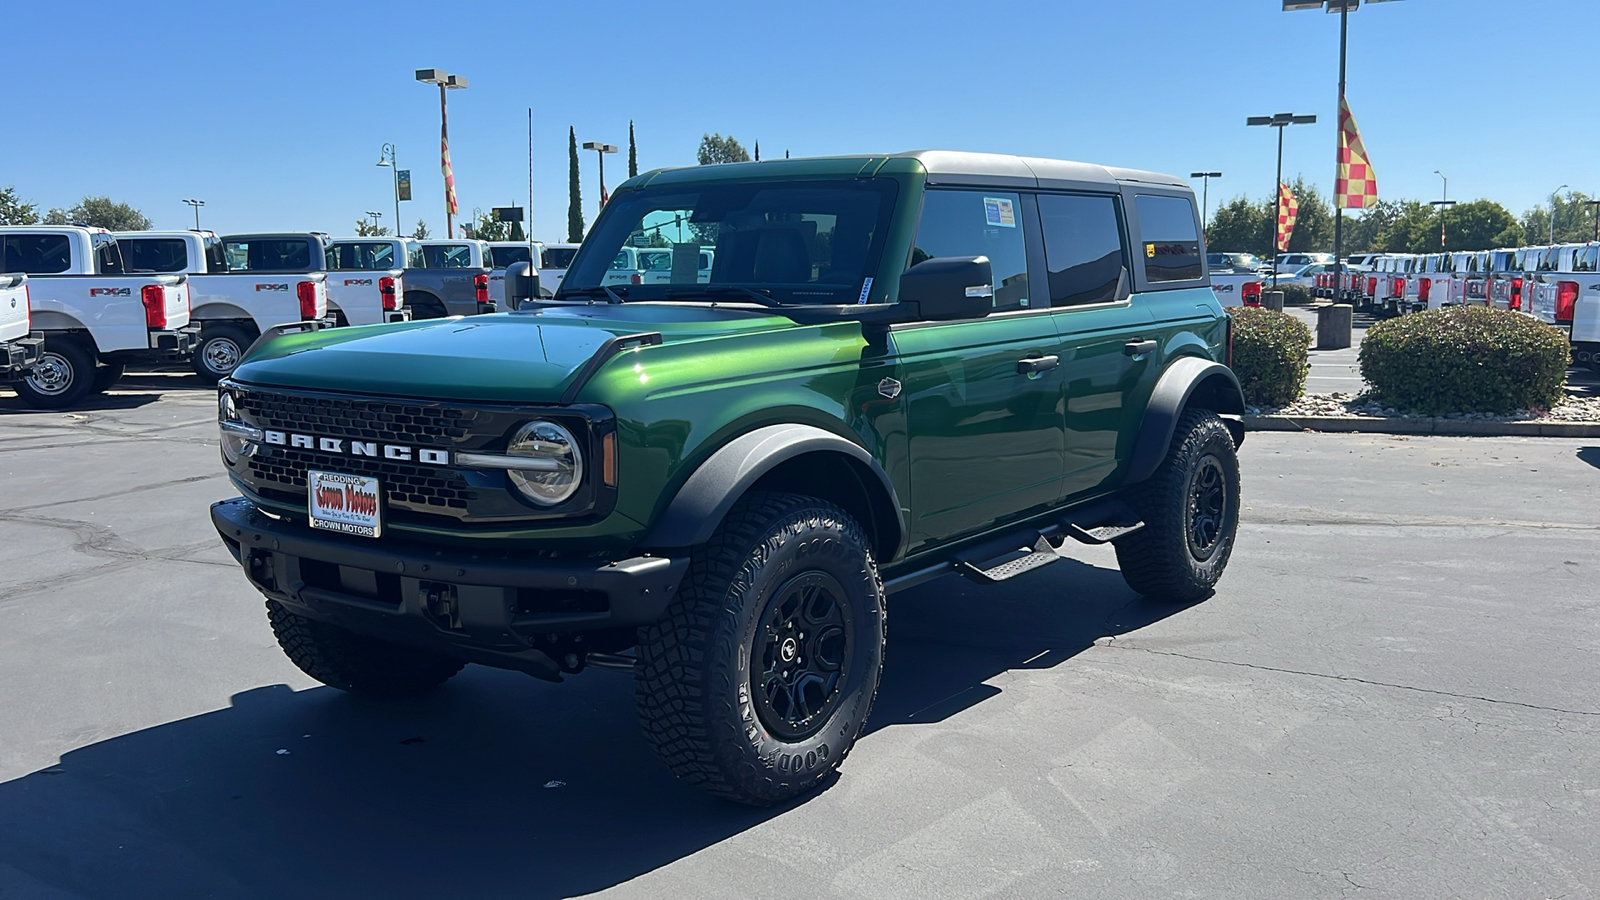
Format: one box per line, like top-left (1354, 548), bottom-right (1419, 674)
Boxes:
top-left (2, 378), bottom-right (1598, 899)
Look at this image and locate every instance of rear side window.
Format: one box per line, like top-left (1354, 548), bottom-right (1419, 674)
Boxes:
top-left (541, 247), bottom-right (578, 269)
top-left (1135, 194), bottom-right (1201, 282)
top-left (909, 190), bottom-right (1030, 310)
top-left (97, 240), bottom-right (123, 274)
top-left (329, 242), bottom-right (396, 270)
top-left (1037, 193), bottom-right (1127, 307)
top-left (489, 246), bottom-right (531, 268)
top-left (225, 239), bottom-right (312, 271)
top-left (1, 234), bottom-right (73, 274)
top-left (423, 244), bottom-right (474, 268)
top-left (120, 238), bottom-right (189, 273)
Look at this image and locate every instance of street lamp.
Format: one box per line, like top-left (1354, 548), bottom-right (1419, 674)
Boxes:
top-left (415, 68), bottom-right (469, 238)
top-left (1586, 199), bottom-right (1600, 242)
top-left (366, 211), bottom-right (383, 233)
top-left (1433, 170), bottom-right (1447, 248)
top-left (1282, 1), bottom-right (1403, 291)
top-left (182, 199), bottom-right (205, 231)
top-left (1190, 172), bottom-right (1222, 236)
top-left (1247, 112), bottom-right (1317, 287)
top-left (1430, 200), bottom-right (1456, 250)
top-left (582, 142), bottom-right (619, 216)
top-left (376, 143), bottom-right (402, 235)
top-left (1550, 184), bottom-right (1569, 244)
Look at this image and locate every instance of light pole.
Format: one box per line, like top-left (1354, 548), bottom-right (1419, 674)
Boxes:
top-left (182, 198), bottom-right (205, 231)
top-left (376, 143), bottom-right (402, 234)
top-left (366, 211), bottom-right (383, 233)
top-left (1282, 1), bottom-right (1402, 291)
top-left (1247, 112), bottom-right (1316, 287)
top-left (1433, 170), bottom-right (1447, 248)
top-left (1430, 201), bottom-right (1455, 250)
top-left (415, 69), bottom-right (469, 238)
top-left (1190, 172), bottom-right (1222, 236)
top-left (1587, 199), bottom-right (1600, 242)
top-left (1550, 184), bottom-right (1568, 244)
top-left (582, 142), bottom-right (619, 216)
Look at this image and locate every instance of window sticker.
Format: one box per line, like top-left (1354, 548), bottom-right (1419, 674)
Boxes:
top-left (983, 197), bottom-right (1016, 228)
top-left (1146, 243), bottom-right (1157, 258)
top-left (857, 276), bottom-right (874, 304)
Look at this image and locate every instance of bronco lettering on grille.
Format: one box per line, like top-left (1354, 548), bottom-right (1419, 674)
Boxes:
top-left (260, 429), bottom-right (450, 466)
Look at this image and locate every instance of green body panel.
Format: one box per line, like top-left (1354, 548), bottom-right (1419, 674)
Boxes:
top-left (226, 155), bottom-right (1232, 566)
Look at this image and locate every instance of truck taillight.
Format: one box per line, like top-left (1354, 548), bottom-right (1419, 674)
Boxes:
top-left (379, 275), bottom-right (398, 310)
top-left (297, 281), bottom-right (319, 320)
top-left (1420, 277), bottom-right (1431, 301)
top-left (474, 273), bottom-right (490, 304)
top-left (140, 284), bottom-right (167, 328)
top-left (631, 273), bottom-right (642, 285)
top-left (1367, 276), bottom-right (1378, 296)
top-left (1241, 281), bottom-right (1262, 307)
top-left (1511, 277), bottom-right (1523, 310)
top-left (1556, 281), bottom-right (1578, 324)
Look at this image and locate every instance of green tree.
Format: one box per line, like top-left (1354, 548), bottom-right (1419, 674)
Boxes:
top-left (1205, 195), bottom-right (1273, 258)
top-left (1436, 200), bottom-right (1522, 251)
top-left (567, 126), bottom-right (584, 242)
top-left (413, 219), bottom-right (431, 239)
top-left (1520, 190), bottom-right (1595, 244)
top-left (472, 212), bottom-right (510, 241)
top-left (1374, 201), bottom-right (1442, 252)
top-left (42, 196), bottom-right (151, 231)
top-left (0, 186), bottom-right (39, 225)
top-left (1283, 177), bottom-right (1332, 255)
top-left (755, 140), bottom-right (760, 162)
top-left (1339, 199), bottom-right (1407, 253)
top-left (354, 219), bottom-right (390, 236)
top-left (508, 220), bottom-right (526, 241)
top-left (628, 120), bottom-right (638, 178)
top-left (697, 133), bottom-right (751, 165)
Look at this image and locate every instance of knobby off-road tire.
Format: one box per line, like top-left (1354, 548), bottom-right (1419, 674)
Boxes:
top-left (14, 338), bottom-right (97, 409)
top-left (266, 601), bottom-right (465, 699)
top-left (635, 492), bottom-right (886, 806)
top-left (1114, 409), bottom-right (1240, 602)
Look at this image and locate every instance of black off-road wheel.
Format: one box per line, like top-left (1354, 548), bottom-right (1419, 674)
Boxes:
top-left (1114, 409), bottom-right (1240, 602)
top-left (14, 338), bottom-right (97, 409)
top-left (266, 601), bottom-right (465, 699)
top-left (635, 492), bottom-right (886, 806)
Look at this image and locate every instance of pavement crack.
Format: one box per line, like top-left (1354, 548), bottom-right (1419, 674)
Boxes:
top-left (2, 474), bottom-right (226, 513)
top-left (1099, 641), bottom-right (1600, 717)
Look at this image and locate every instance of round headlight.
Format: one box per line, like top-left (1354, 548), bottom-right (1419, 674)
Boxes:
top-left (506, 420), bottom-right (583, 506)
top-left (219, 392), bottom-right (249, 464)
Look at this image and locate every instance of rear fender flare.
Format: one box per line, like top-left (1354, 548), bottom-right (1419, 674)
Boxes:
top-left (1124, 357), bottom-right (1245, 486)
top-left (641, 423), bottom-right (905, 561)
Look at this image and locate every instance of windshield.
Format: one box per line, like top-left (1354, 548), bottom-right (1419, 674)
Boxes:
top-left (560, 178), bottom-right (898, 304)
top-left (490, 245), bottom-right (532, 268)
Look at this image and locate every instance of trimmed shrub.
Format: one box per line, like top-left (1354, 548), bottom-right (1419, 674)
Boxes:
top-left (1279, 284), bottom-right (1315, 306)
top-left (1231, 307), bottom-right (1311, 408)
top-left (1358, 307), bottom-right (1570, 414)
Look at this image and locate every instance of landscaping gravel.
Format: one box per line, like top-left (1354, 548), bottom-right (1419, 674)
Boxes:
top-left (1247, 391), bottom-right (1600, 423)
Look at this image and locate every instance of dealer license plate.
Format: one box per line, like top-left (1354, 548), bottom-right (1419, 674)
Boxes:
top-left (308, 470), bottom-right (382, 538)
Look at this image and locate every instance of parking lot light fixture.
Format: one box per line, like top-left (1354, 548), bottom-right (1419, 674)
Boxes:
top-left (1586, 199), bottom-right (1600, 242)
top-left (1190, 172), bottom-right (1222, 235)
top-left (1430, 200), bottom-right (1456, 249)
top-left (182, 198), bottom-right (205, 231)
top-left (1550, 184), bottom-right (1569, 244)
top-left (1247, 113), bottom-right (1316, 287)
top-left (415, 69), bottom-right (468, 238)
top-left (376, 144), bottom-right (401, 232)
top-left (582, 142), bottom-right (619, 215)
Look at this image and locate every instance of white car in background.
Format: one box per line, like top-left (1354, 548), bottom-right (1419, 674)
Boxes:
top-left (638, 247), bottom-right (715, 285)
top-left (536, 243), bottom-right (580, 298)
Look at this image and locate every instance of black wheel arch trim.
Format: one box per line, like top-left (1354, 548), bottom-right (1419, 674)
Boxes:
top-left (1124, 357), bottom-right (1245, 487)
top-left (641, 423), bottom-right (906, 560)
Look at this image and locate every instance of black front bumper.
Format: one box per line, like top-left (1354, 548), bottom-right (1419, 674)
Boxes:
top-left (211, 497), bottom-right (687, 676)
top-left (0, 332), bottom-right (43, 381)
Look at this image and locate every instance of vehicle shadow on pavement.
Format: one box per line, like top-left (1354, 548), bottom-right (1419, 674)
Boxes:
top-left (0, 391), bottom-right (165, 413)
top-left (1577, 446), bottom-right (1600, 471)
top-left (0, 561), bottom-right (1197, 899)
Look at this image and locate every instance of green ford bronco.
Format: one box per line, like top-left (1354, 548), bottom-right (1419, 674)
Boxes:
top-left (211, 151), bottom-right (1244, 805)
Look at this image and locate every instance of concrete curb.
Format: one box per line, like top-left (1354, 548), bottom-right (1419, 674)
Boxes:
top-left (1243, 415), bottom-right (1600, 438)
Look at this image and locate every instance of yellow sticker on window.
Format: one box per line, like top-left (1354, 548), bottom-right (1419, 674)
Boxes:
top-left (1145, 243), bottom-right (1156, 258)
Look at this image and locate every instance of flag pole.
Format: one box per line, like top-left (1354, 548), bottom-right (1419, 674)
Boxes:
top-left (1332, 0), bottom-right (1348, 298)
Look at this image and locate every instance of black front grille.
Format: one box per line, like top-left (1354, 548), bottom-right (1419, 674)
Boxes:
top-left (236, 389), bottom-right (481, 446)
top-left (247, 447), bottom-right (478, 511)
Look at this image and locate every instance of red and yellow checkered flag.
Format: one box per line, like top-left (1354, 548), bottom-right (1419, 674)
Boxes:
top-left (1335, 96), bottom-right (1377, 209)
top-left (1276, 182), bottom-right (1298, 253)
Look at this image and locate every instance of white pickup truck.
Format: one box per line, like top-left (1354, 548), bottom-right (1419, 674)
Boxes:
top-left (0, 273), bottom-right (43, 385)
top-left (1204, 252), bottom-right (1263, 308)
top-left (1570, 242), bottom-right (1600, 369)
top-left (0, 226), bottom-right (193, 407)
top-left (536, 243), bottom-right (580, 299)
top-left (323, 238), bottom-right (410, 327)
top-left (486, 241), bottom-right (544, 307)
top-left (1524, 243), bottom-right (1584, 328)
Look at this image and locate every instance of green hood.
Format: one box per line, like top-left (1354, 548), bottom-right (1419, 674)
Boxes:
top-left (230, 307), bottom-right (794, 402)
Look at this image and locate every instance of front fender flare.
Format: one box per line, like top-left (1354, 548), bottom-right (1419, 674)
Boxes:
top-left (1124, 357), bottom-right (1245, 486)
top-left (641, 423), bottom-right (904, 556)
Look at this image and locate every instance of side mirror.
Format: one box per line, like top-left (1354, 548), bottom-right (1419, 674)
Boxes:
top-left (899, 256), bottom-right (994, 321)
top-left (505, 261), bottom-right (540, 310)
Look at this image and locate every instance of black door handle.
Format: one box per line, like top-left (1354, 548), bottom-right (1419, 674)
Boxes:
top-left (1124, 340), bottom-right (1158, 357)
top-left (1017, 355), bottom-right (1060, 375)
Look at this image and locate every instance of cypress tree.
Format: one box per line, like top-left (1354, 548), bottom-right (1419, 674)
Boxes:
top-left (628, 121), bottom-right (638, 179)
top-left (567, 126), bottom-right (583, 242)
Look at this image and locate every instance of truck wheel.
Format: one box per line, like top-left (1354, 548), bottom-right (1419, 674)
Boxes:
top-left (193, 325), bottom-right (252, 385)
top-left (14, 338), bottom-right (97, 409)
top-left (266, 601), bottom-right (465, 699)
top-left (1114, 409), bottom-right (1240, 602)
top-left (403, 292), bottom-right (447, 320)
top-left (92, 362), bottom-right (125, 393)
top-left (635, 492), bottom-right (885, 806)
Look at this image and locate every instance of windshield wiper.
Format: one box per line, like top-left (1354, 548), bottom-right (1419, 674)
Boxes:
top-left (557, 285), bottom-right (626, 304)
top-left (664, 285), bottom-right (782, 307)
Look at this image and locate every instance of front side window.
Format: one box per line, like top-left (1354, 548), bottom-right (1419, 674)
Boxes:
top-left (328, 242), bottom-right (395, 270)
top-left (909, 189), bottom-right (1030, 310)
top-left (1038, 193), bottom-right (1126, 307)
top-left (119, 238), bottom-right (189, 273)
top-left (541, 247), bottom-right (578, 269)
top-left (224, 239), bottom-right (311, 271)
top-left (0, 234), bottom-right (72, 274)
top-left (563, 178), bottom-right (897, 304)
top-left (490, 245), bottom-right (531, 268)
top-left (1135, 194), bottom-right (1201, 283)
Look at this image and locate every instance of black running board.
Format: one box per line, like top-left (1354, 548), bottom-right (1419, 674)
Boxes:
top-left (956, 536), bottom-right (1062, 585)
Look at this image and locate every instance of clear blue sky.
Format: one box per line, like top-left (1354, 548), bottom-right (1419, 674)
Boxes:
top-left (5, 0), bottom-right (1594, 240)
